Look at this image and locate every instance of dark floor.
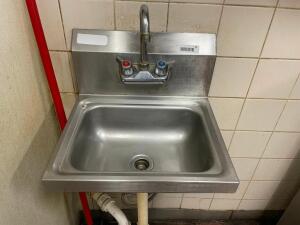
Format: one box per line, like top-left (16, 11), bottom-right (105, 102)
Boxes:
top-left (80, 210), bottom-right (280, 225)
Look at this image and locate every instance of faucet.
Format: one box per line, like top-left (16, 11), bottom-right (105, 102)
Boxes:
top-left (140, 5), bottom-right (150, 68)
top-left (116, 4), bottom-right (173, 84)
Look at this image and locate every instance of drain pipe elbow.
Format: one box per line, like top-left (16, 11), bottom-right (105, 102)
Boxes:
top-left (93, 193), bottom-right (131, 225)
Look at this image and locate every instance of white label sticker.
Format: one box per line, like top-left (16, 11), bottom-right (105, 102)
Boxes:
top-left (179, 45), bottom-right (199, 53)
top-left (77, 33), bottom-right (108, 46)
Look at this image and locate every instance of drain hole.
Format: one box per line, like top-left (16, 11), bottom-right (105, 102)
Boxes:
top-left (134, 159), bottom-right (150, 171)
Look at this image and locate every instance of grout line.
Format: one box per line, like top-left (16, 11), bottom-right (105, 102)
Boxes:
top-left (57, 0), bottom-right (68, 50)
top-left (215, 0), bottom-right (224, 38)
top-left (113, 0), bottom-right (117, 30)
top-left (209, 96), bottom-right (299, 100)
top-left (165, 0), bottom-right (170, 32)
top-left (48, 51), bottom-right (300, 61)
top-left (288, 72), bottom-right (300, 98)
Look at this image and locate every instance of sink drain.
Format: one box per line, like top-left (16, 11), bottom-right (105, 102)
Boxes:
top-left (134, 159), bottom-right (150, 170)
top-left (129, 154), bottom-right (154, 171)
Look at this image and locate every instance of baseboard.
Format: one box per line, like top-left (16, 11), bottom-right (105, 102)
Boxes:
top-left (79, 209), bottom-right (283, 225)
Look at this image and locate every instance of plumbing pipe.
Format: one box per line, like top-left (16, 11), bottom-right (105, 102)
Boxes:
top-left (137, 193), bottom-right (149, 225)
top-left (93, 193), bottom-right (131, 225)
top-left (25, 1), bottom-right (93, 225)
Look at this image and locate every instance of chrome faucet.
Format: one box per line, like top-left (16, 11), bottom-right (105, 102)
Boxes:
top-left (116, 4), bottom-right (173, 84)
top-left (140, 5), bottom-right (150, 68)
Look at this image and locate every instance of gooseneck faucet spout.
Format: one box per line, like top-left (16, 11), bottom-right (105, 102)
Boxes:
top-left (140, 5), bottom-right (150, 68)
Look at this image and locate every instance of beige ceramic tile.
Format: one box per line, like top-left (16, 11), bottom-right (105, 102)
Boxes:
top-left (218, 6), bottom-right (273, 57)
top-left (60, 0), bottom-right (114, 49)
top-left (61, 93), bottom-right (77, 118)
top-left (262, 9), bottom-right (300, 59)
top-left (224, 0), bottom-right (277, 6)
top-left (210, 199), bottom-right (240, 210)
top-left (278, 0), bottom-right (300, 8)
top-left (209, 58), bottom-right (257, 97)
top-left (152, 197), bottom-right (182, 208)
top-left (276, 100), bottom-right (300, 132)
top-left (221, 130), bottom-right (234, 149)
top-left (36, 0), bottom-right (66, 50)
top-left (237, 99), bottom-right (286, 131)
top-left (214, 181), bottom-right (249, 199)
top-left (253, 158), bottom-right (300, 181)
top-left (229, 131), bottom-right (271, 158)
top-left (231, 158), bottom-right (259, 180)
top-left (266, 198), bottom-right (291, 210)
top-left (116, 1), bottom-right (168, 32)
top-left (248, 60), bottom-right (300, 99)
top-left (263, 132), bottom-right (300, 158)
top-left (244, 180), bottom-right (300, 201)
top-left (170, 0), bottom-right (223, 3)
top-left (290, 77), bottom-right (300, 99)
top-left (209, 98), bottom-right (244, 130)
top-left (168, 3), bottom-right (222, 33)
top-left (244, 181), bottom-right (281, 200)
top-left (155, 193), bottom-right (183, 198)
top-left (238, 199), bottom-right (269, 210)
top-left (181, 198), bottom-right (212, 210)
top-left (50, 51), bottom-right (74, 93)
top-left (183, 193), bottom-right (214, 198)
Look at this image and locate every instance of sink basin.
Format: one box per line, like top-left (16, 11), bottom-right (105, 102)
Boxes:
top-left (43, 96), bottom-right (238, 192)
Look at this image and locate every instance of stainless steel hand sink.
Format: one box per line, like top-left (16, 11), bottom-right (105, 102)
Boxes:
top-left (43, 96), bottom-right (238, 192)
top-left (43, 28), bottom-right (239, 193)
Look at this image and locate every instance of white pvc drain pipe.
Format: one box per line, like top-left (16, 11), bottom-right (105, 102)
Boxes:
top-left (137, 193), bottom-right (149, 225)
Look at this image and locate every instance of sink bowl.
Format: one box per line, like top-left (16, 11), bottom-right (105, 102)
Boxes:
top-left (43, 96), bottom-right (239, 192)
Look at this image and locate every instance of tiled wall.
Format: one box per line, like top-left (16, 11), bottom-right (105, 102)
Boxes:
top-left (37, 0), bottom-right (300, 211)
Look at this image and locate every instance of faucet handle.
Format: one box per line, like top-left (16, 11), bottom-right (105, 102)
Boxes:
top-left (155, 59), bottom-right (175, 77)
top-left (116, 56), bottom-right (134, 76)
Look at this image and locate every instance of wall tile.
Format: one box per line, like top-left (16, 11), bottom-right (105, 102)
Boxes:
top-left (262, 9), bottom-right (300, 59)
top-left (155, 193), bottom-right (183, 198)
top-left (218, 6), bottom-right (273, 57)
top-left (276, 100), bottom-right (300, 132)
top-left (210, 199), bottom-right (240, 210)
top-left (181, 198), bottom-right (212, 210)
top-left (209, 58), bottom-right (257, 97)
top-left (237, 99), bottom-right (286, 131)
top-left (266, 198), bottom-right (291, 210)
top-left (231, 158), bottom-right (259, 180)
top-left (244, 181), bottom-right (280, 200)
top-left (239, 199), bottom-right (269, 210)
top-left (116, 1), bottom-right (168, 32)
top-left (183, 193), bottom-right (214, 198)
top-left (209, 98), bottom-right (244, 130)
top-left (229, 131), bottom-right (271, 158)
top-left (214, 181), bottom-right (249, 199)
top-left (244, 180), bottom-right (299, 201)
top-left (60, 0), bottom-right (114, 49)
top-left (36, 0), bottom-right (66, 50)
top-left (248, 59), bottom-right (300, 99)
top-left (263, 132), bottom-right (300, 158)
top-left (278, 0), bottom-right (300, 8)
top-left (61, 93), bottom-right (77, 118)
top-left (50, 51), bottom-right (74, 93)
top-left (221, 130), bottom-right (234, 149)
top-left (168, 3), bottom-right (222, 33)
top-left (290, 77), bottom-right (300, 99)
top-left (169, 0), bottom-right (223, 3)
top-left (253, 158), bottom-right (300, 181)
top-left (224, 0), bottom-right (277, 6)
top-left (152, 197), bottom-right (182, 208)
